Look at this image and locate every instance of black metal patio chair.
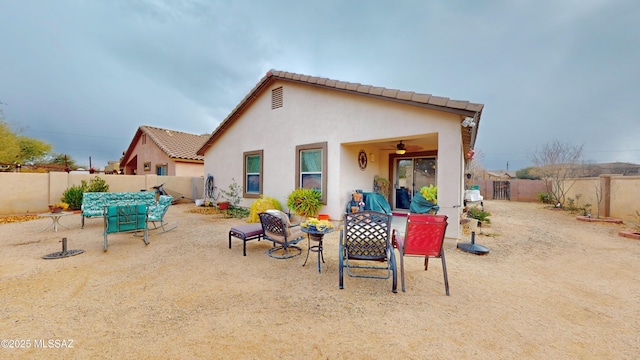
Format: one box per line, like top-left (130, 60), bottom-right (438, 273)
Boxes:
top-left (339, 210), bottom-right (397, 293)
top-left (258, 211), bottom-right (305, 259)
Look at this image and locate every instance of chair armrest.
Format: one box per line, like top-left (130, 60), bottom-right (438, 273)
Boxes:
top-left (392, 229), bottom-right (404, 252)
top-left (289, 223), bottom-right (300, 228)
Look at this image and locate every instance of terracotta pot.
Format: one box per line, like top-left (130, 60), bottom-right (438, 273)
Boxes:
top-left (49, 206), bottom-right (64, 213)
top-left (218, 202), bottom-right (230, 210)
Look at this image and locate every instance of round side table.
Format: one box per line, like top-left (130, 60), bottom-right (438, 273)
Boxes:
top-left (301, 227), bottom-right (334, 273)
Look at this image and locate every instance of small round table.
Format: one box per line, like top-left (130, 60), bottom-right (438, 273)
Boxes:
top-left (38, 211), bottom-right (74, 232)
top-left (301, 227), bottom-right (334, 273)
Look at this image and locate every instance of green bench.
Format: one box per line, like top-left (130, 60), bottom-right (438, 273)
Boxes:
top-left (82, 192), bottom-right (156, 228)
top-left (103, 204), bottom-right (149, 252)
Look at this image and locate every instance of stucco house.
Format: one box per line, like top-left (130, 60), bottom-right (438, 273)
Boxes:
top-left (197, 70), bottom-right (484, 239)
top-left (120, 125), bottom-right (209, 176)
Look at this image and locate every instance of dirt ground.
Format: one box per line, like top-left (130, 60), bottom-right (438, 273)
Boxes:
top-left (1, 200), bottom-right (638, 359)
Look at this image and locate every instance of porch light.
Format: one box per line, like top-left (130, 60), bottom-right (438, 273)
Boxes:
top-left (395, 141), bottom-right (407, 155)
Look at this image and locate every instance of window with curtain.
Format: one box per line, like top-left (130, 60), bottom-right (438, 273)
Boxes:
top-left (243, 150), bottom-right (263, 198)
top-left (296, 142), bottom-right (327, 203)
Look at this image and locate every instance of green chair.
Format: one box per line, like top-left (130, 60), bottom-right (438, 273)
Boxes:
top-left (103, 204), bottom-right (149, 252)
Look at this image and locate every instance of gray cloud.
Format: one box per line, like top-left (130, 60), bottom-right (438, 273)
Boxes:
top-left (1, 0), bottom-right (638, 169)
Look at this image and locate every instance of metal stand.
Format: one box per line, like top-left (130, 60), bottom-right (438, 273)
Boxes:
top-left (457, 231), bottom-right (489, 255)
top-left (303, 233), bottom-right (325, 273)
top-left (43, 237), bottom-right (85, 259)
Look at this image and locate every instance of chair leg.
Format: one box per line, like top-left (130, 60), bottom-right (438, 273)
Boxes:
top-left (441, 251), bottom-right (450, 296)
top-left (390, 250), bottom-right (398, 293)
top-left (399, 251), bottom-right (406, 292)
top-left (339, 234), bottom-right (345, 289)
top-left (424, 256), bottom-right (430, 271)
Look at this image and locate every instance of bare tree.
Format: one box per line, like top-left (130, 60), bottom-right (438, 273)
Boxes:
top-left (593, 181), bottom-right (602, 218)
top-left (529, 139), bottom-right (584, 207)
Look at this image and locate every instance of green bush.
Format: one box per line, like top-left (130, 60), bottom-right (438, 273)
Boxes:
top-left (537, 192), bottom-right (553, 204)
top-left (87, 176), bottom-right (109, 192)
top-left (287, 188), bottom-right (322, 217)
top-left (62, 184), bottom-right (86, 210)
top-left (61, 176), bottom-right (109, 210)
top-left (466, 206), bottom-right (491, 224)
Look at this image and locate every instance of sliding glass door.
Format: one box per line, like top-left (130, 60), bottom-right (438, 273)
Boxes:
top-left (394, 157), bottom-right (437, 210)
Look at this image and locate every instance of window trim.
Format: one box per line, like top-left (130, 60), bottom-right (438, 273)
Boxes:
top-left (295, 142), bottom-right (327, 204)
top-left (243, 150), bottom-right (263, 198)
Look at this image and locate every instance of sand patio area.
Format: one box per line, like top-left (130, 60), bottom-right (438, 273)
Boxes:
top-left (1, 200), bottom-right (638, 359)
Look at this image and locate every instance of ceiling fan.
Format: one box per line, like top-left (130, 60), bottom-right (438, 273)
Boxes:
top-left (382, 140), bottom-right (421, 154)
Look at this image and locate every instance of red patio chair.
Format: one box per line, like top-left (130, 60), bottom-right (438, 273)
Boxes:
top-left (392, 213), bottom-right (449, 295)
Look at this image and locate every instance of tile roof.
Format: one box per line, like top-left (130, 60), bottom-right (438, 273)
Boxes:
top-left (197, 70), bottom-right (484, 155)
top-left (122, 126), bottom-right (209, 165)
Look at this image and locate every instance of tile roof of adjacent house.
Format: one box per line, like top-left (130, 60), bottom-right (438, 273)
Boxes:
top-left (121, 126), bottom-right (210, 165)
top-left (197, 69), bottom-right (484, 155)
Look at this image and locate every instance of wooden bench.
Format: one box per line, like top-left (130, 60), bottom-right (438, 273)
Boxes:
top-left (228, 223), bottom-right (264, 256)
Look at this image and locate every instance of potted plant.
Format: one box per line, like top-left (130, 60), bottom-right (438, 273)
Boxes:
top-left (374, 176), bottom-right (390, 201)
top-left (287, 188), bottom-right (322, 219)
top-left (466, 206), bottom-right (491, 226)
top-left (217, 201), bottom-right (230, 210)
top-left (220, 178), bottom-right (242, 212)
top-left (49, 201), bottom-right (69, 213)
top-left (409, 185), bottom-right (439, 214)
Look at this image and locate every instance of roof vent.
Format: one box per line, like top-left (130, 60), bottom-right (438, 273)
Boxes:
top-left (271, 87), bottom-right (283, 109)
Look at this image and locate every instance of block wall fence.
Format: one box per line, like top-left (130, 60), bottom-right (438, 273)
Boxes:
top-left (0, 173), bottom-right (204, 215)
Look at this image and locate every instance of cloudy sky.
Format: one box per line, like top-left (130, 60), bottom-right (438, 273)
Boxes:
top-left (1, 0), bottom-right (638, 170)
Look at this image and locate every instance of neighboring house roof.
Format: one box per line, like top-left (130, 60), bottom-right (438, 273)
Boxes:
top-left (197, 70), bottom-right (484, 156)
top-left (121, 125), bottom-right (210, 165)
top-left (486, 170), bottom-right (516, 179)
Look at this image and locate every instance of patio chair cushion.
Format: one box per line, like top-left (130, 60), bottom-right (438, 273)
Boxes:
top-left (265, 209), bottom-right (292, 236)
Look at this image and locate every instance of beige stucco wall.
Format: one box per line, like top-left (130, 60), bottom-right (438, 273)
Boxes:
top-left (609, 176), bottom-right (640, 221)
top-left (563, 175), bottom-right (640, 221)
top-left (203, 81), bottom-right (466, 238)
top-left (0, 173), bottom-right (199, 215)
top-left (175, 162), bottom-right (205, 177)
top-left (564, 178), bottom-right (601, 214)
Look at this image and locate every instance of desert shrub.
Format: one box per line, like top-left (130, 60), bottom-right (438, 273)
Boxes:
top-left (62, 184), bottom-right (86, 210)
top-left (224, 206), bottom-right (250, 219)
top-left (87, 176), bottom-right (109, 192)
top-left (466, 206), bottom-right (491, 224)
top-left (247, 196), bottom-right (283, 223)
top-left (537, 192), bottom-right (553, 204)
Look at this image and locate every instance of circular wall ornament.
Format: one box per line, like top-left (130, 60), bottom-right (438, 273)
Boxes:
top-left (358, 149), bottom-right (368, 170)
